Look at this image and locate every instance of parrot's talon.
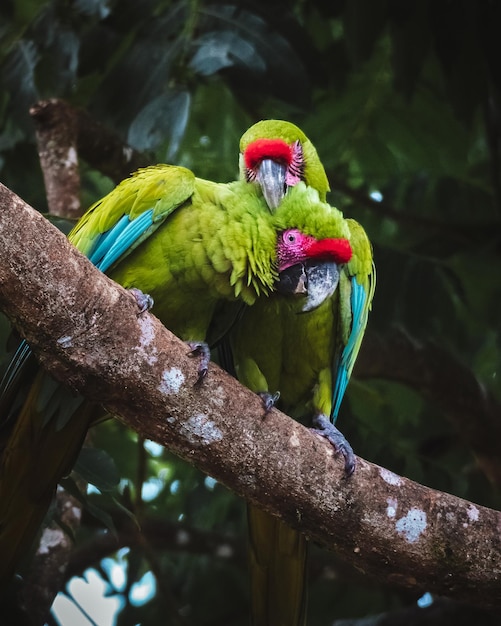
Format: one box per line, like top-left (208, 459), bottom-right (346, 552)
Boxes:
top-left (186, 341), bottom-right (211, 386)
top-left (129, 288), bottom-right (154, 314)
top-left (258, 391), bottom-right (280, 414)
top-left (310, 414), bottom-right (356, 476)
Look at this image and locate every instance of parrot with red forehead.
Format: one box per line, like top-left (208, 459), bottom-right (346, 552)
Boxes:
top-left (226, 120), bottom-right (375, 626)
top-left (0, 164), bottom-right (354, 592)
top-left (240, 119), bottom-right (330, 208)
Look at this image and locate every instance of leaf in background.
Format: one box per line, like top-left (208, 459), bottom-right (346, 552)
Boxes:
top-left (74, 446), bottom-right (121, 493)
top-left (388, 1), bottom-right (431, 98)
top-left (5, 0), bottom-right (51, 34)
top-left (190, 30), bottom-right (265, 76)
top-left (88, 4), bottom-right (187, 133)
top-left (127, 90), bottom-right (191, 157)
top-left (178, 81), bottom-right (250, 182)
top-left (32, 9), bottom-right (80, 96)
top-left (1, 39), bottom-right (39, 129)
top-left (343, 0), bottom-right (388, 64)
top-left (429, 0), bottom-right (488, 125)
top-left (74, 0), bottom-right (111, 19)
top-left (196, 5), bottom-right (310, 105)
top-left (60, 476), bottom-right (117, 536)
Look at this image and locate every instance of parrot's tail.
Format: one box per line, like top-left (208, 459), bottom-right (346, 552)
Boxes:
top-left (0, 369), bottom-right (95, 587)
top-left (247, 503), bottom-right (308, 626)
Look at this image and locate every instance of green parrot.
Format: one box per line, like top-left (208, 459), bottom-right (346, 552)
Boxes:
top-left (0, 164), bottom-right (354, 590)
top-left (227, 120), bottom-right (376, 626)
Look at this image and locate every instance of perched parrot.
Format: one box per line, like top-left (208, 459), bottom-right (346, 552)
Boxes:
top-left (225, 120), bottom-right (376, 626)
top-left (0, 164), bottom-right (355, 590)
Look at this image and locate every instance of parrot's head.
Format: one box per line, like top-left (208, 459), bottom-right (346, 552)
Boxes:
top-left (277, 229), bottom-right (352, 271)
top-left (276, 229), bottom-right (352, 312)
top-left (239, 120), bottom-right (330, 210)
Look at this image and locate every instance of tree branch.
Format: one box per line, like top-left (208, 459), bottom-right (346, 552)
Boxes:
top-left (18, 486), bottom-right (83, 624)
top-left (1, 183), bottom-right (501, 608)
top-left (30, 99), bottom-right (150, 190)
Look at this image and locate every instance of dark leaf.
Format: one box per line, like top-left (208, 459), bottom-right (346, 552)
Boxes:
top-left (60, 476), bottom-right (118, 536)
top-left (190, 30), bottom-right (265, 76)
top-left (74, 446), bottom-right (121, 492)
top-left (127, 90), bottom-right (191, 157)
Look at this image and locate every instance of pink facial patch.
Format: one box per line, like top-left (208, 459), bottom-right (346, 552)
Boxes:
top-left (244, 138), bottom-right (293, 170)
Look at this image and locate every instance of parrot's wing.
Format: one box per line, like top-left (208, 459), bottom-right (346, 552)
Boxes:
top-left (332, 219), bottom-right (376, 421)
top-left (70, 165), bottom-right (196, 272)
top-left (1, 165), bottom-right (197, 427)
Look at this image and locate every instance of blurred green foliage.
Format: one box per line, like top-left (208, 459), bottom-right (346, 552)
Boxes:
top-left (1, 0), bottom-right (501, 623)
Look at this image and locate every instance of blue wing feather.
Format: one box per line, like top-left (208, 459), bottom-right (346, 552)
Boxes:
top-left (89, 215), bottom-right (130, 266)
top-left (91, 209), bottom-right (155, 272)
top-left (332, 277), bottom-right (367, 422)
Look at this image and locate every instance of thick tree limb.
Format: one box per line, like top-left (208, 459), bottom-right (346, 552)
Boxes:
top-left (1, 183), bottom-right (501, 608)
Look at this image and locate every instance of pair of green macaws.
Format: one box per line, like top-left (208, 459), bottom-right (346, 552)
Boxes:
top-left (0, 120), bottom-right (375, 625)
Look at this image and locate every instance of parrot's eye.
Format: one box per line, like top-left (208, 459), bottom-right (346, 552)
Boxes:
top-left (283, 229), bottom-right (299, 245)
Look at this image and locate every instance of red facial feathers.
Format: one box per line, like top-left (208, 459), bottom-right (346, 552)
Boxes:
top-left (244, 138), bottom-right (293, 171)
top-left (278, 229), bottom-right (352, 271)
top-left (306, 237), bottom-right (352, 264)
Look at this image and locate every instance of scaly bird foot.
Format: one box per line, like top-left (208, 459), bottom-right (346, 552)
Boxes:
top-left (129, 287), bottom-right (154, 314)
top-left (258, 391), bottom-right (280, 414)
top-left (186, 341), bottom-right (211, 385)
top-left (310, 414), bottom-right (356, 476)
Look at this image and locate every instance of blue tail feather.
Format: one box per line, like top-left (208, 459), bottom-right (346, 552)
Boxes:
top-left (332, 277), bottom-right (367, 421)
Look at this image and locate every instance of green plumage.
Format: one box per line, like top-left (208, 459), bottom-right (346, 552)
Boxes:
top-left (233, 120), bottom-right (375, 626)
top-left (71, 165), bottom-right (279, 338)
top-left (0, 163), bottom-right (348, 588)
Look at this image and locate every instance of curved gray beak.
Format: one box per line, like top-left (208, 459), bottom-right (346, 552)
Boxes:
top-left (276, 260), bottom-right (340, 312)
top-left (257, 159), bottom-right (287, 210)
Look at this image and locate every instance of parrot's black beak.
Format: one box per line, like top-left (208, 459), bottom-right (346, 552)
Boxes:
top-left (257, 159), bottom-right (287, 210)
top-left (276, 260), bottom-right (340, 312)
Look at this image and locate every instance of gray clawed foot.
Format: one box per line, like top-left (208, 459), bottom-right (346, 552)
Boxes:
top-left (186, 341), bottom-right (211, 385)
top-left (258, 391), bottom-right (280, 414)
top-left (310, 414), bottom-right (356, 476)
top-left (129, 287), bottom-right (154, 314)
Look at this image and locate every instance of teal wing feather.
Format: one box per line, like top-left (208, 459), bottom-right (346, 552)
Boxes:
top-left (70, 164), bottom-right (196, 272)
top-left (332, 219), bottom-right (375, 422)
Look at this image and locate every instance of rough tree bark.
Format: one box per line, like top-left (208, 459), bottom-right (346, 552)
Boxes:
top-left (1, 184), bottom-right (501, 610)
